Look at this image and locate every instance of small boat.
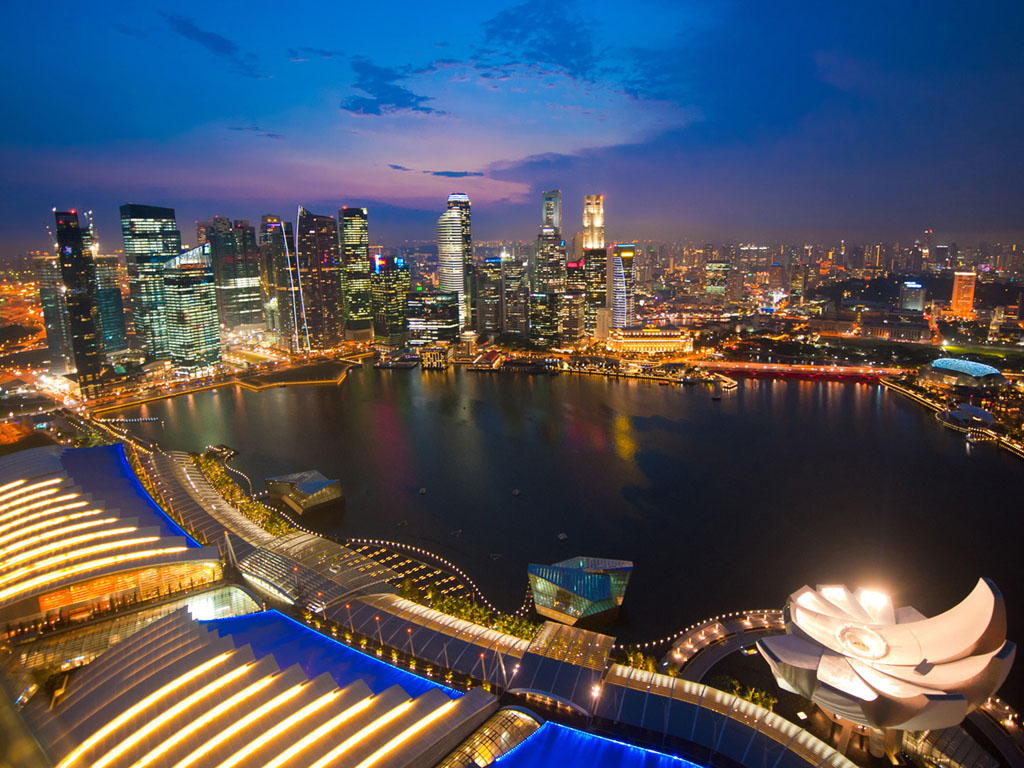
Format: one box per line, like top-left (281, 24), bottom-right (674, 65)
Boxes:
top-left (512, 489), bottom-right (521, 496)
top-left (490, 553), bottom-right (501, 561)
top-left (418, 488), bottom-right (427, 495)
top-left (557, 532), bottom-right (568, 541)
top-left (397, 519), bottom-right (408, 527)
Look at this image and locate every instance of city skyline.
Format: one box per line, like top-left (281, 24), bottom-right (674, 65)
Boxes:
top-left (3, 2), bottom-right (1024, 255)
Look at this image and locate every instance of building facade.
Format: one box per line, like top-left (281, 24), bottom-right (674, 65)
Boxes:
top-left (295, 206), bottom-right (344, 350)
top-left (406, 290), bottom-right (460, 344)
top-left (541, 189), bottom-right (562, 231)
top-left (162, 243), bottom-right (221, 372)
top-left (120, 203), bottom-right (182, 359)
top-left (339, 207), bottom-right (373, 339)
top-left (370, 254), bottom-right (410, 347)
top-left (582, 194), bottom-right (605, 250)
top-left (54, 211), bottom-right (105, 398)
top-left (437, 194), bottom-right (472, 327)
top-left (610, 244), bottom-right (637, 329)
top-left (951, 271), bottom-right (976, 317)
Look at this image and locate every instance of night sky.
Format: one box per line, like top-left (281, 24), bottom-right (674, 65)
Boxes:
top-left (3, 1), bottom-right (1022, 253)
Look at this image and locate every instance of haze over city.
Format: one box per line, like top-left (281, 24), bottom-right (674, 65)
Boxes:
top-left (3, 0), bottom-right (1024, 253)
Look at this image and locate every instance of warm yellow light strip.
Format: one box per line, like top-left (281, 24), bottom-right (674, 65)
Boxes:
top-left (260, 696), bottom-right (374, 768)
top-left (0, 507), bottom-right (97, 548)
top-left (0, 535), bottom-right (156, 587)
top-left (0, 527), bottom-right (137, 573)
top-left (215, 690), bottom-right (340, 768)
top-left (308, 701), bottom-right (414, 768)
top-left (129, 674), bottom-right (278, 768)
top-left (0, 545), bottom-right (187, 605)
top-left (0, 491), bottom-right (76, 524)
top-left (0, 479), bottom-right (25, 496)
top-left (353, 700), bottom-right (457, 768)
top-left (0, 500), bottom-right (88, 538)
top-left (0, 486), bottom-right (62, 515)
top-left (170, 682), bottom-right (306, 768)
top-left (56, 651), bottom-right (233, 768)
top-left (91, 662), bottom-right (254, 768)
top-left (0, 478), bottom-right (58, 506)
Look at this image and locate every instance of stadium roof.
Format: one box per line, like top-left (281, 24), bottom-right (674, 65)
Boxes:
top-left (930, 358), bottom-right (1002, 378)
top-left (24, 608), bottom-right (495, 768)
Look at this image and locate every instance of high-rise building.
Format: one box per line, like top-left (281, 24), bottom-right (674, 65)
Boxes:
top-left (406, 291), bottom-right (460, 344)
top-left (295, 206), bottom-right (344, 350)
top-left (34, 253), bottom-right (70, 374)
top-left (54, 211), bottom-right (105, 398)
top-left (528, 293), bottom-right (563, 348)
top-left (476, 256), bottom-right (504, 337)
top-left (162, 243), bottom-right (220, 371)
top-left (370, 254), bottom-right (410, 347)
top-left (197, 217), bottom-right (263, 330)
top-left (120, 204), bottom-right (181, 359)
top-left (339, 207), bottom-right (373, 339)
top-left (610, 244), bottom-right (637, 329)
top-left (92, 254), bottom-right (128, 355)
top-left (258, 216), bottom-right (300, 352)
top-left (541, 189), bottom-right (562, 232)
top-left (561, 291), bottom-right (586, 347)
top-left (951, 271), bottom-right (976, 318)
top-left (502, 258), bottom-right (530, 338)
top-left (437, 194), bottom-right (472, 327)
top-left (533, 226), bottom-right (567, 294)
top-left (900, 281), bottom-right (927, 312)
top-left (582, 194), bottom-right (605, 250)
top-left (583, 248), bottom-right (607, 333)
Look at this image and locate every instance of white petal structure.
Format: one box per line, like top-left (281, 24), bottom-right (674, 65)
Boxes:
top-left (757, 579), bottom-right (1015, 730)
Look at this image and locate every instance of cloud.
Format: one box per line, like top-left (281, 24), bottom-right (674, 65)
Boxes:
top-left (288, 46), bottom-right (346, 62)
top-left (423, 170), bottom-right (484, 178)
top-left (159, 12), bottom-right (263, 79)
top-left (388, 164), bottom-right (414, 171)
top-left (481, 0), bottom-right (596, 80)
top-left (341, 56), bottom-right (441, 115)
top-left (228, 124), bottom-right (285, 140)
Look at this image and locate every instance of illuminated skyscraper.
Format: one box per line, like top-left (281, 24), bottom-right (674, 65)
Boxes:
top-left (900, 281), bottom-right (927, 312)
top-left (528, 293), bottom-right (563, 348)
top-left (541, 189), bottom-right (562, 232)
top-left (196, 217), bottom-right (263, 330)
top-left (296, 206), bottom-right (343, 350)
top-left (339, 207), bottom-right (373, 339)
top-left (502, 258), bottom-right (530, 338)
top-left (91, 254), bottom-right (128, 354)
top-left (610, 244), bottom-right (637, 329)
top-left (476, 256), bottom-right (504, 337)
top-left (34, 253), bottom-right (70, 373)
top-left (370, 254), bottom-right (410, 346)
top-left (582, 194), bottom-right (604, 250)
top-left (704, 248), bottom-right (731, 299)
top-left (162, 243), bottom-right (220, 371)
top-left (951, 271), bottom-right (976, 317)
top-left (533, 225), bottom-right (567, 294)
top-left (120, 203), bottom-right (181, 359)
top-left (258, 215), bottom-right (299, 351)
top-left (437, 193), bottom-right (472, 326)
top-left (54, 210), bottom-right (105, 398)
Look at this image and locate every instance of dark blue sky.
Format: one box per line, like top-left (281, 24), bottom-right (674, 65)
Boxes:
top-left (3, 1), bottom-right (1022, 253)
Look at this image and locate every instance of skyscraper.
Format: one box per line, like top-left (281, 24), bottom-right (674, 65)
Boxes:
top-left (295, 206), bottom-right (344, 350)
top-left (197, 217), bottom-right (263, 330)
top-left (502, 258), bottom-right (530, 338)
top-left (951, 271), bottom-right (976, 318)
top-left (541, 189), bottom-right (562, 232)
top-left (258, 215), bottom-right (300, 351)
top-left (437, 194), bottom-right (472, 327)
top-left (339, 207), bottom-right (373, 340)
top-left (162, 243), bottom-right (220, 371)
top-left (92, 254), bottom-right (128, 355)
top-left (34, 253), bottom-right (70, 374)
top-left (582, 194), bottom-right (605, 250)
top-left (370, 254), bottom-right (411, 347)
top-left (54, 211), bottom-right (104, 398)
top-left (476, 256), bottom-right (504, 337)
top-left (120, 204), bottom-right (181, 359)
top-left (533, 226), bottom-right (567, 294)
top-left (900, 281), bottom-right (927, 312)
top-left (610, 244), bottom-right (637, 329)
top-left (704, 248), bottom-right (731, 299)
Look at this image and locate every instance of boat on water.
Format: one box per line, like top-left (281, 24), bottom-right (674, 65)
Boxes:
top-left (557, 532), bottom-right (568, 541)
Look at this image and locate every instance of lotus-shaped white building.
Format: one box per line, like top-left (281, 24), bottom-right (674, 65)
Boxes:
top-left (757, 579), bottom-right (1015, 730)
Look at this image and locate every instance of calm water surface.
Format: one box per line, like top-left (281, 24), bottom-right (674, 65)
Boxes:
top-left (116, 367), bottom-right (1024, 694)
